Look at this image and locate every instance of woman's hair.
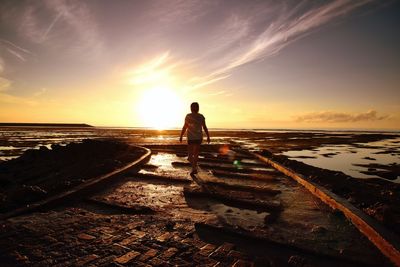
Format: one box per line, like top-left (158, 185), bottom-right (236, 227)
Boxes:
top-left (190, 102), bottom-right (199, 113)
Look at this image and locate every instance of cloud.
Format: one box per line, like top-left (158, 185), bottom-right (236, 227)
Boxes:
top-left (0, 39), bottom-right (33, 62)
top-left (188, 0), bottom-right (377, 88)
top-left (0, 56), bottom-right (11, 92)
top-left (0, 57), bottom-right (4, 73)
top-left (45, 0), bottom-right (103, 54)
top-left (294, 110), bottom-right (389, 123)
top-left (185, 74), bottom-right (230, 91)
top-left (128, 0), bottom-right (372, 92)
top-left (33, 87), bottom-right (47, 97)
top-left (125, 52), bottom-right (174, 86)
top-left (14, 0), bottom-right (103, 56)
top-left (0, 77), bottom-right (11, 92)
top-left (150, 0), bottom-right (215, 24)
top-left (41, 10), bottom-right (64, 42)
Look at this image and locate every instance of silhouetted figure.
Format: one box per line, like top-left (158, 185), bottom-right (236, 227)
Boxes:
top-left (179, 102), bottom-right (210, 175)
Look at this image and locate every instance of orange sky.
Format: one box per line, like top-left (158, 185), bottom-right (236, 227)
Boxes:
top-left (0, 1), bottom-right (399, 130)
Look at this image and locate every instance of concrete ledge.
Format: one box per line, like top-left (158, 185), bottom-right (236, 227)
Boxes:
top-left (0, 145), bottom-right (151, 220)
top-left (253, 152), bottom-right (400, 267)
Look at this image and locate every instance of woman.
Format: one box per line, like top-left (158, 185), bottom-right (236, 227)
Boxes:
top-left (179, 102), bottom-right (210, 174)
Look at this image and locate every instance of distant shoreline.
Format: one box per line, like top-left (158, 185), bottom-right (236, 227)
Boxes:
top-left (0, 123), bottom-right (398, 133)
top-left (0, 123), bottom-right (93, 128)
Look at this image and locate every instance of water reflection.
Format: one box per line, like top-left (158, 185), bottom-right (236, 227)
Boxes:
top-left (282, 138), bottom-right (400, 182)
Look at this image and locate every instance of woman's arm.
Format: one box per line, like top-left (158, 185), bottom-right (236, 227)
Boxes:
top-left (179, 122), bottom-right (188, 142)
top-left (203, 121), bottom-right (210, 144)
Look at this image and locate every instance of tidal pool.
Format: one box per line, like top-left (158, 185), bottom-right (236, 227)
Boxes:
top-left (282, 138), bottom-right (400, 182)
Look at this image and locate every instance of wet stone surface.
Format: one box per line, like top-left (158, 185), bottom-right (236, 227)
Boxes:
top-left (0, 144), bottom-right (392, 266)
top-left (0, 140), bottom-right (146, 214)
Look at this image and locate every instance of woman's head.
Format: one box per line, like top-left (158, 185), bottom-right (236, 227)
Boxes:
top-left (190, 102), bottom-right (199, 113)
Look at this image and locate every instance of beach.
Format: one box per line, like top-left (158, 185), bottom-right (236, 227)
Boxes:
top-left (0, 126), bottom-right (399, 266)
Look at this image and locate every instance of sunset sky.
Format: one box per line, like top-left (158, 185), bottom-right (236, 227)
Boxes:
top-left (0, 0), bottom-right (399, 130)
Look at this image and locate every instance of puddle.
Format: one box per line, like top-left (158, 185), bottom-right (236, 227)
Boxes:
top-left (0, 156), bottom-right (19, 161)
top-left (0, 146), bottom-right (17, 150)
top-left (210, 203), bottom-right (269, 229)
top-left (94, 181), bottom-right (187, 210)
top-left (139, 153), bottom-right (190, 179)
top-left (282, 138), bottom-right (400, 181)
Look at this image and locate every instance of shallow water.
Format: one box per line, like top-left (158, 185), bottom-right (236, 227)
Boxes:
top-left (1, 127), bottom-right (399, 183)
top-left (282, 137), bottom-right (400, 182)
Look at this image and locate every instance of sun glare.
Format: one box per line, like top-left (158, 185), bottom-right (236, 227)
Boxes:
top-left (137, 87), bottom-right (184, 129)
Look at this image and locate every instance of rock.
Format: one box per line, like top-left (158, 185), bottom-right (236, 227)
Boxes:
top-left (165, 221), bottom-right (175, 231)
top-left (39, 146), bottom-right (49, 152)
top-left (29, 185), bottom-right (47, 195)
top-left (51, 144), bottom-right (62, 150)
top-left (13, 185), bottom-right (48, 204)
top-left (347, 196), bottom-right (356, 203)
top-left (261, 150), bottom-right (273, 157)
top-left (22, 149), bottom-right (38, 160)
top-left (364, 203), bottom-right (391, 223)
top-left (0, 177), bottom-right (11, 187)
top-left (331, 209), bottom-right (345, 219)
top-left (77, 233), bottom-right (96, 240)
top-left (310, 225), bottom-right (327, 234)
top-left (288, 255), bottom-right (307, 267)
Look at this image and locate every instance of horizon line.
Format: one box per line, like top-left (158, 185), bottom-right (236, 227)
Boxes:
top-left (1, 122), bottom-right (399, 133)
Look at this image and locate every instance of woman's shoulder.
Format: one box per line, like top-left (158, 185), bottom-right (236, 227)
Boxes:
top-left (186, 113), bottom-right (205, 119)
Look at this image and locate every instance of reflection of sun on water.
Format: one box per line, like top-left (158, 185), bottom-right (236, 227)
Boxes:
top-left (137, 87), bottom-right (184, 130)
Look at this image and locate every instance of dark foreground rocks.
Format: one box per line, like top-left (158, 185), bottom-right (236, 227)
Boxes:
top-left (0, 139), bottom-right (146, 214)
top-left (261, 150), bottom-right (400, 235)
top-left (0, 143), bottom-right (392, 266)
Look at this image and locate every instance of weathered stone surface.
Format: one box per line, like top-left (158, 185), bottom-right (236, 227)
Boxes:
top-left (160, 247), bottom-right (178, 260)
top-left (75, 254), bottom-right (99, 266)
top-left (114, 250), bottom-right (140, 264)
top-left (77, 233), bottom-right (96, 240)
top-left (119, 235), bottom-right (137, 246)
top-left (232, 259), bottom-right (255, 267)
top-left (0, 144), bottom-right (391, 267)
top-left (156, 232), bottom-right (172, 242)
top-left (199, 243), bottom-right (217, 256)
top-left (139, 248), bottom-right (158, 261)
top-left (288, 255), bottom-right (307, 267)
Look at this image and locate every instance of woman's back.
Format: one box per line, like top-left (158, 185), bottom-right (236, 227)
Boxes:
top-left (185, 113), bottom-right (205, 140)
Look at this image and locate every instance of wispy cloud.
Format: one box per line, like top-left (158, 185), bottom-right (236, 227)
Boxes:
top-left (45, 0), bottom-right (103, 54)
top-left (185, 74), bottom-right (230, 91)
top-left (0, 55), bottom-right (11, 92)
top-left (33, 87), bottom-right (47, 97)
top-left (189, 0), bottom-right (376, 88)
top-left (294, 110), bottom-right (389, 123)
top-left (150, 0), bottom-right (215, 24)
top-left (125, 52), bottom-right (174, 86)
top-left (0, 77), bottom-right (11, 92)
top-left (15, 0), bottom-right (103, 55)
top-left (0, 57), bottom-right (4, 74)
top-left (41, 11), bottom-right (63, 42)
top-left (0, 39), bottom-right (33, 62)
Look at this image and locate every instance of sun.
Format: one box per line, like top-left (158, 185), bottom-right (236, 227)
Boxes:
top-left (137, 87), bottom-right (184, 129)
